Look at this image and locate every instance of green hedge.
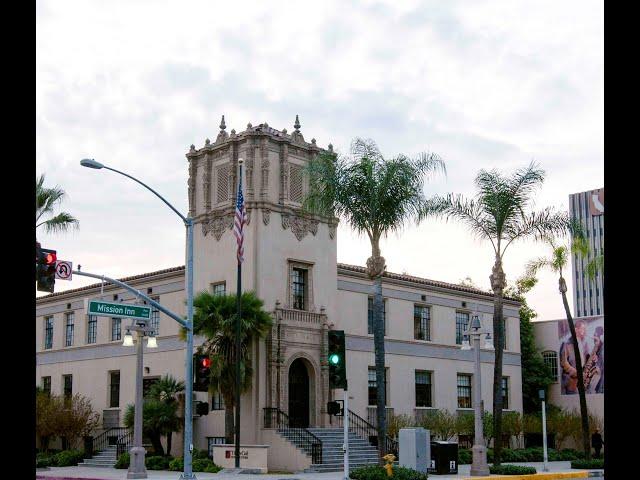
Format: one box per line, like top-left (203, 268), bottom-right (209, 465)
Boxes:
top-left (52, 450), bottom-right (85, 467)
top-left (146, 456), bottom-right (171, 470)
top-left (490, 464), bottom-right (537, 475)
top-left (169, 457), bottom-right (183, 471)
top-left (36, 458), bottom-right (51, 468)
top-left (571, 459), bottom-right (604, 469)
top-left (458, 448), bottom-right (472, 464)
top-left (115, 452), bottom-right (130, 469)
top-left (459, 447), bottom-right (586, 465)
top-left (350, 465), bottom-right (428, 480)
top-left (168, 457), bottom-right (220, 473)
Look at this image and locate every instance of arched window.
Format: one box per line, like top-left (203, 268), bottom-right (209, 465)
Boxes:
top-left (543, 351), bottom-right (558, 382)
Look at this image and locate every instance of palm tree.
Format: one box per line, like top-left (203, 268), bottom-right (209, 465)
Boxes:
top-left (124, 399), bottom-right (177, 456)
top-left (304, 138), bottom-right (445, 459)
top-left (525, 232), bottom-right (594, 459)
top-left (421, 162), bottom-right (567, 465)
top-left (187, 291), bottom-right (272, 443)
top-left (147, 375), bottom-right (185, 456)
top-left (36, 174), bottom-right (79, 236)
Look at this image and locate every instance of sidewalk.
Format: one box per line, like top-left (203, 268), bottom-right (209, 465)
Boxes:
top-left (35, 462), bottom-right (604, 480)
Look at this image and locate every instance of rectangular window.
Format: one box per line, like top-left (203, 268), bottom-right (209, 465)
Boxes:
top-left (149, 298), bottom-right (160, 336)
top-left (457, 374), bottom-right (472, 409)
top-left (63, 374), bottom-right (73, 401)
top-left (111, 318), bottom-right (121, 341)
top-left (44, 316), bottom-right (54, 350)
top-left (456, 312), bottom-right (469, 345)
top-left (415, 370), bottom-right (433, 407)
top-left (502, 377), bottom-right (509, 410)
top-left (42, 376), bottom-right (51, 396)
top-left (211, 390), bottom-right (225, 410)
top-left (414, 305), bottom-right (431, 341)
top-left (65, 312), bottom-right (74, 347)
top-left (292, 267), bottom-right (307, 310)
top-left (368, 367), bottom-right (388, 406)
top-left (543, 351), bottom-right (558, 381)
top-left (109, 371), bottom-right (120, 408)
top-left (211, 282), bottom-right (226, 297)
top-left (207, 437), bottom-right (225, 458)
top-left (367, 298), bottom-right (386, 335)
top-left (87, 315), bottom-right (97, 344)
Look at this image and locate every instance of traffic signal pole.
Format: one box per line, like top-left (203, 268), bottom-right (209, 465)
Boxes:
top-left (343, 387), bottom-right (349, 480)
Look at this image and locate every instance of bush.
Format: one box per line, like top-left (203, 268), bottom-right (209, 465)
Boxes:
top-left (169, 457), bottom-right (184, 471)
top-left (146, 455), bottom-right (171, 470)
top-left (350, 465), bottom-right (428, 480)
top-left (458, 448), bottom-right (471, 465)
top-left (193, 448), bottom-right (210, 460)
top-left (571, 459), bottom-right (604, 469)
top-left (490, 464), bottom-right (537, 475)
top-left (115, 452), bottom-right (130, 469)
top-left (36, 457), bottom-right (52, 468)
top-left (192, 458), bottom-right (222, 473)
top-left (52, 450), bottom-right (85, 467)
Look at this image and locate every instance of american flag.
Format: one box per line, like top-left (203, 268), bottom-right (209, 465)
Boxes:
top-left (233, 171), bottom-right (247, 264)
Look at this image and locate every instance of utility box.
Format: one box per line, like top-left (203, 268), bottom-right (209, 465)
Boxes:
top-left (399, 428), bottom-right (430, 473)
top-left (429, 441), bottom-right (458, 475)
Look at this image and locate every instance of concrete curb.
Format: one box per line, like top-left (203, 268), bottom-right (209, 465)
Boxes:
top-left (462, 471), bottom-right (591, 480)
top-left (36, 477), bottom-right (106, 480)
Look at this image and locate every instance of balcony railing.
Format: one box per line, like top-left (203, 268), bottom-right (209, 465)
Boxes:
top-left (276, 307), bottom-right (325, 325)
top-left (366, 406), bottom-right (394, 427)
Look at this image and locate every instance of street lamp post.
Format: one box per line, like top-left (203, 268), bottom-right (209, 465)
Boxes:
top-left (461, 313), bottom-right (493, 476)
top-left (539, 389), bottom-right (549, 472)
top-left (123, 321), bottom-right (158, 479)
top-left (80, 159), bottom-right (197, 480)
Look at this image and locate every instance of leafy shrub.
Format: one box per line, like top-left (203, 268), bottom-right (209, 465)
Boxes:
top-left (169, 457), bottom-right (184, 471)
top-left (146, 455), bottom-right (171, 470)
top-left (53, 450), bottom-right (85, 467)
top-left (193, 448), bottom-right (210, 460)
top-left (115, 452), bottom-right (130, 469)
top-left (192, 458), bottom-right (222, 473)
top-left (350, 465), bottom-right (428, 480)
top-left (36, 457), bottom-right (51, 468)
top-left (458, 448), bottom-right (471, 465)
top-left (490, 464), bottom-right (537, 475)
top-left (554, 448), bottom-right (584, 461)
top-left (571, 459), bottom-right (604, 469)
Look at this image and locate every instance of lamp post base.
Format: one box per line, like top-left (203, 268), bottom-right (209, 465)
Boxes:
top-left (469, 444), bottom-right (490, 476)
top-left (127, 447), bottom-right (148, 479)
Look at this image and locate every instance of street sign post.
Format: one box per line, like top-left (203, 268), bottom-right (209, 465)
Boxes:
top-left (55, 261), bottom-right (73, 280)
top-left (88, 300), bottom-right (151, 321)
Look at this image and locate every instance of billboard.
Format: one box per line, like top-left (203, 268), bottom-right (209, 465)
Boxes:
top-left (558, 315), bottom-right (604, 395)
top-left (588, 188), bottom-right (604, 216)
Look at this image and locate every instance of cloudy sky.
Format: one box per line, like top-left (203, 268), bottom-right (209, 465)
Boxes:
top-left (36, 0), bottom-right (603, 320)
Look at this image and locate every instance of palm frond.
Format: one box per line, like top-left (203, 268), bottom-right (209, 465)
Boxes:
top-left (585, 252), bottom-right (604, 280)
top-left (525, 257), bottom-right (553, 277)
top-left (38, 212), bottom-right (79, 234)
top-left (501, 208), bottom-right (569, 255)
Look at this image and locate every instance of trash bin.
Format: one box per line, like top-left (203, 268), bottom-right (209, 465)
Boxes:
top-left (428, 441), bottom-right (458, 475)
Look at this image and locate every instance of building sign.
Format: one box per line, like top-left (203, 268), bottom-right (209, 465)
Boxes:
top-left (225, 449), bottom-right (249, 459)
top-left (588, 188), bottom-right (604, 216)
top-left (558, 315), bottom-right (604, 395)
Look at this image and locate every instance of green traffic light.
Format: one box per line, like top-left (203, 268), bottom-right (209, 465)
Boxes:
top-left (329, 353), bottom-right (340, 365)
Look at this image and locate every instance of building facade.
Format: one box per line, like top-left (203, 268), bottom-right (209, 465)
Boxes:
top-left (36, 118), bottom-right (523, 470)
top-left (569, 188), bottom-right (604, 317)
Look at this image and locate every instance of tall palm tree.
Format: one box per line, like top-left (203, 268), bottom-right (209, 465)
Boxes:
top-left (421, 162), bottom-right (567, 465)
top-left (36, 174), bottom-right (79, 236)
top-left (147, 374), bottom-right (185, 456)
top-left (304, 138), bottom-right (445, 459)
top-left (525, 232), bottom-right (594, 460)
top-left (187, 291), bottom-right (272, 443)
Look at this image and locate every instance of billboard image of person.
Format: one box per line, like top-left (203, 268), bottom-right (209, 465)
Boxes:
top-left (558, 316), bottom-right (604, 395)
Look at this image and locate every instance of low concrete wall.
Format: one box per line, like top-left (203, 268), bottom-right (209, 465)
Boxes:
top-left (212, 444), bottom-right (269, 473)
top-left (262, 429), bottom-right (312, 473)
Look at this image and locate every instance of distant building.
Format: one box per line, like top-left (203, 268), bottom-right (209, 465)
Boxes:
top-left (569, 188), bottom-right (604, 317)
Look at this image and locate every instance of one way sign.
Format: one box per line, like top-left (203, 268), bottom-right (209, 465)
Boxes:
top-left (55, 260), bottom-right (73, 280)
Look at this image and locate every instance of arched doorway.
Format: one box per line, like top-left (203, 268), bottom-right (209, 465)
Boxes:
top-left (288, 358), bottom-right (310, 427)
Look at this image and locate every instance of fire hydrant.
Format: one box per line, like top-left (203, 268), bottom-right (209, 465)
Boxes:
top-left (383, 453), bottom-right (396, 477)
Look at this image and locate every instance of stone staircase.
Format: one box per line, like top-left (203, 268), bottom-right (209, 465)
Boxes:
top-left (279, 427), bottom-right (379, 473)
top-left (78, 445), bottom-right (118, 468)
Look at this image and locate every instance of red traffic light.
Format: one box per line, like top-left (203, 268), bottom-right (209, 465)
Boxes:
top-left (201, 358), bottom-right (212, 368)
top-left (45, 252), bottom-right (57, 265)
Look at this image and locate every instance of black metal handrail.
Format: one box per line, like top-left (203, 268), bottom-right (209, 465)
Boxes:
top-left (116, 429), bottom-right (133, 458)
top-left (90, 427), bottom-right (129, 457)
top-left (335, 409), bottom-right (398, 457)
top-left (263, 407), bottom-right (322, 464)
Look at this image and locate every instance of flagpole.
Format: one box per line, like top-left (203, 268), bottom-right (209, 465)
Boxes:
top-left (235, 159), bottom-right (244, 469)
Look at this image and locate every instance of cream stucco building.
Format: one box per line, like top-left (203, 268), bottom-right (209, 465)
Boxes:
top-left (36, 118), bottom-right (523, 471)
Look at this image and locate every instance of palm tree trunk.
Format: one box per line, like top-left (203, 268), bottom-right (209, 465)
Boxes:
top-left (224, 395), bottom-right (235, 444)
top-left (559, 276), bottom-right (591, 460)
top-left (151, 434), bottom-right (165, 457)
top-left (372, 274), bottom-right (386, 462)
top-left (166, 431), bottom-right (172, 457)
top-left (490, 256), bottom-right (506, 466)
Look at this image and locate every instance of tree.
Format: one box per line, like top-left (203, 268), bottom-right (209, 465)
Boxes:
top-left (304, 138), bottom-right (445, 459)
top-left (147, 375), bottom-right (185, 456)
top-left (124, 399), bottom-right (179, 456)
top-left (422, 162), bottom-right (568, 465)
top-left (525, 233), bottom-right (592, 459)
top-left (36, 174), bottom-right (79, 236)
top-left (187, 291), bottom-right (272, 443)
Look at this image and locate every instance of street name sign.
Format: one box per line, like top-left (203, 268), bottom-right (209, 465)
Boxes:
top-left (88, 300), bottom-right (151, 321)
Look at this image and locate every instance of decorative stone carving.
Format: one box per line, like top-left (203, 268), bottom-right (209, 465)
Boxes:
top-left (279, 143), bottom-right (288, 204)
top-left (202, 215), bottom-right (234, 241)
top-left (262, 208), bottom-right (270, 225)
top-left (187, 161), bottom-right (196, 217)
top-left (366, 255), bottom-right (386, 279)
top-left (281, 213), bottom-right (319, 241)
top-left (203, 154), bottom-right (212, 211)
top-left (216, 115), bottom-right (229, 143)
top-left (291, 114), bottom-right (305, 144)
top-left (246, 139), bottom-right (255, 197)
top-left (260, 137), bottom-right (269, 198)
